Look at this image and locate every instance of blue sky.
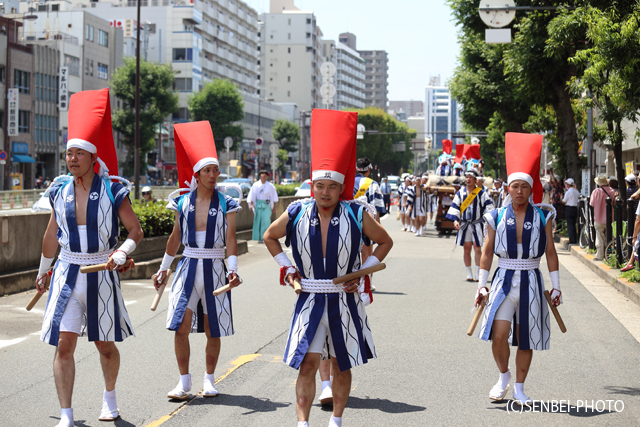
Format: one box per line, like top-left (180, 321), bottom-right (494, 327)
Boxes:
top-left (245, 0), bottom-right (461, 102)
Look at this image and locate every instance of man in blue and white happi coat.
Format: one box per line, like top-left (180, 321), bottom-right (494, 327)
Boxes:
top-left (35, 89), bottom-right (143, 427)
top-left (354, 157), bottom-right (386, 220)
top-left (153, 121), bottom-right (242, 400)
top-left (446, 169), bottom-right (494, 281)
top-left (406, 175), bottom-right (427, 236)
top-left (474, 132), bottom-right (563, 406)
top-left (397, 175), bottom-right (412, 231)
top-left (436, 154), bottom-right (452, 176)
top-left (264, 109), bottom-right (393, 427)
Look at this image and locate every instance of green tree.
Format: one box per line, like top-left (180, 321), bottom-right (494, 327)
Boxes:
top-left (277, 149), bottom-right (289, 176)
top-left (111, 58), bottom-right (179, 176)
top-left (188, 79), bottom-right (244, 151)
top-left (346, 107), bottom-right (415, 176)
top-left (272, 119), bottom-right (300, 153)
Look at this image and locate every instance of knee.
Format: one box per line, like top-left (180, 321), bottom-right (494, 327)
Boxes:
top-left (492, 331), bottom-right (510, 345)
top-left (56, 339), bottom-right (75, 361)
top-left (95, 342), bottom-right (118, 358)
top-left (298, 358), bottom-right (319, 379)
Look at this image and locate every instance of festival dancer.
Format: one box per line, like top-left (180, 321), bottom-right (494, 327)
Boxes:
top-left (446, 169), bottom-right (494, 281)
top-left (154, 121), bottom-right (242, 400)
top-left (406, 176), bottom-right (427, 236)
top-left (436, 155), bottom-right (452, 176)
top-left (475, 132), bottom-right (562, 405)
top-left (404, 176), bottom-right (417, 232)
top-left (398, 176), bottom-right (412, 231)
top-left (354, 157), bottom-right (386, 220)
top-left (263, 109), bottom-right (393, 427)
top-left (36, 89), bottom-right (143, 426)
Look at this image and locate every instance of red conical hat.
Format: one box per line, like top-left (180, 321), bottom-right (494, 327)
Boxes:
top-left (174, 121), bottom-right (218, 190)
top-left (465, 144), bottom-right (481, 161)
top-left (310, 109), bottom-right (358, 200)
top-left (454, 144), bottom-right (465, 164)
top-left (67, 88), bottom-right (118, 176)
top-left (505, 132), bottom-right (543, 204)
top-left (442, 139), bottom-right (453, 155)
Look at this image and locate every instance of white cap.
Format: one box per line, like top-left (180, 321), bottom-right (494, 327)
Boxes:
top-left (565, 178), bottom-right (575, 186)
top-left (626, 174), bottom-right (636, 183)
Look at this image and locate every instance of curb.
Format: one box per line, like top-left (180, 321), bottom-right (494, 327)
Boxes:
top-left (565, 241), bottom-right (640, 308)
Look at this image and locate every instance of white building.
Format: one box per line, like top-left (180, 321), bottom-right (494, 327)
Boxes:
top-left (332, 41), bottom-right (365, 110)
top-left (424, 75), bottom-right (458, 151)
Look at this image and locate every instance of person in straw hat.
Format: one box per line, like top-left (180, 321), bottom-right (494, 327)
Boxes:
top-left (590, 175), bottom-right (615, 260)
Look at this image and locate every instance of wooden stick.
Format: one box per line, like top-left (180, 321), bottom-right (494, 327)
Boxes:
top-left (80, 259), bottom-right (133, 274)
top-left (332, 263), bottom-right (386, 285)
top-left (293, 278), bottom-right (302, 294)
top-left (544, 290), bottom-right (567, 333)
top-left (213, 284), bottom-right (231, 297)
top-left (26, 274), bottom-right (51, 311)
top-left (150, 269), bottom-right (171, 311)
top-left (467, 295), bottom-right (487, 336)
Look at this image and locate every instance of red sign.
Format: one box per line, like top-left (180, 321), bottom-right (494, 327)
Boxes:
top-left (255, 137), bottom-right (263, 146)
top-left (0, 151), bottom-right (6, 161)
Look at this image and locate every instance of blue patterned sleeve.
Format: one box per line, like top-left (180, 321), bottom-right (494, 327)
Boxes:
top-left (166, 196), bottom-right (180, 212)
top-left (48, 182), bottom-right (64, 207)
top-left (225, 195), bottom-right (242, 213)
top-left (284, 201), bottom-right (303, 247)
top-left (111, 182), bottom-right (131, 211)
top-left (445, 190), bottom-right (462, 221)
top-left (484, 209), bottom-right (499, 230)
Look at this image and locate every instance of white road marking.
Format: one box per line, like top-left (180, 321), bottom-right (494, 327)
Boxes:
top-left (0, 337), bottom-right (27, 349)
top-left (30, 331), bottom-right (41, 336)
top-left (125, 300), bottom-right (137, 306)
top-left (122, 282), bottom-right (148, 286)
top-left (16, 307), bottom-right (44, 315)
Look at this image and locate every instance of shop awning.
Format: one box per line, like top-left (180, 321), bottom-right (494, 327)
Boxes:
top-left (12, 154), bottom-right (36, 163)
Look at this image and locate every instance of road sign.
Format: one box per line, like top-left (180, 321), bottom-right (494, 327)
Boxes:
top-left (0, 151), bottom-right (6, 161)
top-left (357, 124), bottom-right (366, 140)
top-left (156, 161), bottom-right (163, 169)
top-left (224, 137), bottom-right (234, 149)
top-left (269, 144), bottom-right (279, 156)
top-left (255, 137), bottom-right (263, 146)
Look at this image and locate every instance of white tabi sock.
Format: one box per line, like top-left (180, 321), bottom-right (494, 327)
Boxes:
top-left (104, 388), bottom-right (117, 412)
top-left (499, 368), bottom-right (511, 389)
top-left (515, 382), bottom-right (525, 395)
top-left (59, 408), bottom-right (73, 427)
top-left (466, 266), bottom-right (473, 279)
top-left (475, 266), bottom-right (480, 280)
top-left (321, 380), bottom-right (332, 390)
top-left (180, 373), bottom-right (192, 391)
top-left (329, 415), bottom-right (343, 427)
top-left (298, 422), bottom-right (309, 427)
top-left (330, 375), bottom-right (333, 382)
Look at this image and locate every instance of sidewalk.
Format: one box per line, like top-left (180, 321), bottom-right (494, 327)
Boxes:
top-left (558, 236), bottom-right (640, 308)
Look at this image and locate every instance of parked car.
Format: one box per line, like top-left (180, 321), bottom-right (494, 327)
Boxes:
top-left (386, 175), bottom-right (400, 197)
top-left (225, 177), bottom-right (253, 184)
top-left (217, 173), bottom-right (230, 182)
top-left (215, 182), bottom-right (245, 202)
top-left (31, 183), bottom-right (56, 212)
top-left (294, 179), bottom-right (312, 197)
top-left (280, 178), bottom-right (295, 185)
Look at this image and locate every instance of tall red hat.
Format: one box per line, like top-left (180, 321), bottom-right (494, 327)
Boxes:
top-left (174, 121), bottom-right (218, 190)
top-left (505, 132), bottom-right (543, 204)
top-left (310, 109), bottom-right (358, 200)
top-left (465, 144), bottom-right (481, 161)
top-left (442, 139), bottom-right (453, 155)
top-left (66, 88), bottom-right (118, 177)
top-left (454, 144), bottom-right (465, 164)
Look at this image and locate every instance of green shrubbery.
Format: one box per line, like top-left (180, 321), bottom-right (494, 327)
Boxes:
top-left (275, 183), bottom-right (299, 197)
top-left (119, 201), bottom-right (175, 240)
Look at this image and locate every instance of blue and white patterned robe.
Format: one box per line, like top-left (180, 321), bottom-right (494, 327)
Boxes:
top-left (283, 200), bottom-right (376, 372)
top-left (446, 186), bottom-right (494, 246)
top-left (478, 204), bottom-right (553, 351)
top-left (397, 183), bottom-right (407, 213)
top-left (406, 185), bottom-right (427, 219)
top-left (436, 164), bottom-right (452, 176)
top-left (165, 189), bottom-right (241, 335)
top-left (41, 175), bottom-right (133, 346)
top-left (354, 174), bottom-right (386, 216)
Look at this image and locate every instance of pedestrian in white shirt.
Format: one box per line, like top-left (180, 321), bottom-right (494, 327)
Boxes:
top-left (248, 170), bottom-right (279, 243)
top-left (562, 178), bottom-right (580, 244)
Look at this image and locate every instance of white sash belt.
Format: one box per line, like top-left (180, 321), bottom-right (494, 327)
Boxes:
top-left (183, 247), bottom-right (225, 259)
top-left (300, 278), bottom-right (344, 294)
top-left (60, 248), bottom-right (111, 266)
top-left (498, 258), bottom-right (541, 270)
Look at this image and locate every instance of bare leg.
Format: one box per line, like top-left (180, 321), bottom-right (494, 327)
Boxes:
top-left (491, 320), bottom-right (512, 374)
top-left (319, 358), bottom-right (331, 382)
top-left (515, 324), bottom-right (533, 383)
top-left (203, 314), bottom-right (221, 376)
top-left (296, 353), bottom-right (321, 422)
top-left (463, 242), bottom-right (472, 267)
top-left (330, 357), bottom-right (352, 418)
top-left (54, 332), bottom-right (78, 408)
top-left (94, 341), bottom-right (120, 391)
top-left (175, 308), bottom-right (194, 375)
top-left (473, 244), bottom-right (482, 267)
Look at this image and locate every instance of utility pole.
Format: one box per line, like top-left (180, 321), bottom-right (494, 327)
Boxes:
top-left (134, 1), bottom-right (141, 200)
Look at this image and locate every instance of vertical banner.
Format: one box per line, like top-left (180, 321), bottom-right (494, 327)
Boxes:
top-left (59, 67), bottom-right (69, 111)
top-left (626, 161), bottom-right (634, 176)
top-left (7, 88), bottom-right (19, 137)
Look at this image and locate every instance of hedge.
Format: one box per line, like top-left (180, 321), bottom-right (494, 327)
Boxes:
top-left (119, 200), bottom-right (175, 240)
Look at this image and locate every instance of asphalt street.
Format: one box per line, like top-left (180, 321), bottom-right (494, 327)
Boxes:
top-left (2, 210), bottom-right (640, 426)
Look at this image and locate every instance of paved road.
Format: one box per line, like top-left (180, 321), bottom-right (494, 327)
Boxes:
top-left (2, 211), bottom-right (640, 426)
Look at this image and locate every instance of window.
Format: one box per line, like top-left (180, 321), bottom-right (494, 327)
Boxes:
top-left (98, 30), bottom-right (109, 47)
top-left (14, 70), bottom-right (30, 94)
top-left (97, 63), bottom-right (108, 80)
top-left (35, 73), bottom-right (58, 102)
top-left (0, 66), bottom-right (4, 83)
top-left (306, 32), bottom-right (310, 38)
top-left (85, 24), bottom-right (94, 41)
top-left (288, 18), bottom-right (291, 25)
top-left (38, 4), bottom-right (47, 11)
top-left (287, 61), bottom-right (291, 68)
top-left (287, 76), bottom-right (290, 82)
top-left (51, 4), bottom-right (59, 11)
top-left (306, 18), bottom-right (311, 24)
top-left (64, 55), bottom-right (80, 76)
top-left (85, 59), bottom-right (94, 76)
top-left (35, 115), bottom-right (58, 144)
top-left (172, 48), bottom-right (193, 61)
top-left (287, 90), bottom-right (290, 97)
top-left (288, 33), bottom-right (291, 40)
top-left (287, 47), bottom-right (291, 53)
top-left (173, 78), bottom-right (193, 91)
top-left (18, 110), bottom-right (30, 133)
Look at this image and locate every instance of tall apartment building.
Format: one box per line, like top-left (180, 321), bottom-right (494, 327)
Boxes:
top-left (339, 32), bottom-right (388, 111)
top-left (333, 42), bottom-right (365, 110)
top-left (389, 100), bottom-right (423, 118)
top-left (424, 76), bottom-right (458, 151)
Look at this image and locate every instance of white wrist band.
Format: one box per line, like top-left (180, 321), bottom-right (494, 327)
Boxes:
top-left (549, 270), bottom-right (560, 290)
top-left (227, 255), bottom-right (238, 272)
top-left (360, 255), bottom-right (380, 271)
top-left (274, 251), bottom-right (293, 268)
top-left (119, 238), bottom-right (137, 255)
top-left (478, 269), bottom-right (490, 289)
top-left (39, 254), bottom-right (54, 276)
top-left (160, 253), bottom-right (175, 271)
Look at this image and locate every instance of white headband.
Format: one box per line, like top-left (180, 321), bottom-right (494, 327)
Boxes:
top-left (192, 157), bottom-right (219, 173)
top-left (507, 172), bottom-right (533, 187)
top-left (356, 164), bottom-right (372, 172)
top-left (312, 170), bottom-right (345, 184)
top-left (67, 138), bottom-right (97, 154)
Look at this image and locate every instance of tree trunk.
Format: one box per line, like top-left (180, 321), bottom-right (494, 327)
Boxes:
top-left (552, 80), bottom-right (581, 187)
top-left (614, 120), bottom-right (626, 205)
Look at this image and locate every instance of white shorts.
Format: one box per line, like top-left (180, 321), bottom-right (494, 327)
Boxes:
top-left (462, 227), bottom-right (484, 247)
top-left (59, 273), bottom-right (88, 335)
top-left (494, 273), bottom-right (521, 323)
top-left (185, 260), bottom-right (209, 315)
top-left (307, 303), bottom-right (336, 358)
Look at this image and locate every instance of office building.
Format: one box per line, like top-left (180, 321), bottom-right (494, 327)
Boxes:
top-left (425, 75), bottom-right (458, 151)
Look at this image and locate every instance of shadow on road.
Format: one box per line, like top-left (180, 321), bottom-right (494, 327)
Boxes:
top-left (371, 291), bottom-right (407, 296)
top-left (67, 417), bottom-right (137, 427)
top-left (489, 400), bottom-right (616, 417)
top-left (345, 396), bottom-right (426, 413)
top-left (190, 394), bottom-right (291, 415)
top-left (604, 385), bottom-right (640, 396)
